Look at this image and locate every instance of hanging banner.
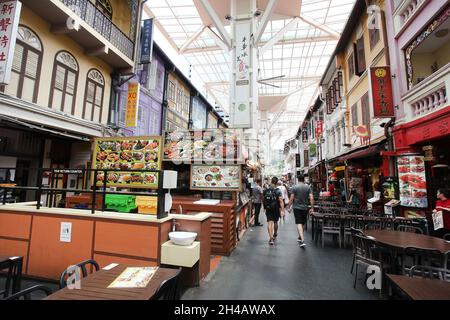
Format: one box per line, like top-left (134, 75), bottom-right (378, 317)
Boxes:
top-left (125, 82), bottom-right (140, 127)
top-left (0, 0), bottom-right (22, 85)
top-left (315, 120), bottom-right (323, 138)
top-left (370, 66), bottom-right (395, 118)
top-left (231, 22), bottom-right (252, 128)
top-left (140, 19), bottom-right (153, 64)
top-left (302, 129), bottom-right (308, 143)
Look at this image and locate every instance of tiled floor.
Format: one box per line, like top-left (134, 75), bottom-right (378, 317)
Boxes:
top-left (182, 213), bottom-right (379, 300)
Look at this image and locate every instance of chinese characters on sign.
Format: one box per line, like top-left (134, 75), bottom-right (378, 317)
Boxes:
top-left (315, 120), bottom-right (323, 139)
top-left (140, 19), bottom-right (153, 64)
top-left (370, 67), bottom-right (395, 118)
top-left (0, 0), bottom-right (21, 85)
top-left (125, 82), bottom-right (140, 127)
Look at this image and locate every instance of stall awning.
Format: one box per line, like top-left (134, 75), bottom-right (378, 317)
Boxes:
top-left (338, 143), bottom-right (386, 162)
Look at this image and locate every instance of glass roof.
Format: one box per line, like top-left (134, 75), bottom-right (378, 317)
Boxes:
top-left (145, 0), bottom-right (356, 146)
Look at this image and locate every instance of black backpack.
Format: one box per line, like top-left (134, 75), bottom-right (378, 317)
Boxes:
top-left (263, 188), bottom-right (278, 210)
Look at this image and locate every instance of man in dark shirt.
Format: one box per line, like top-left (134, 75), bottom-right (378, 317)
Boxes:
top-left (289, 174), bottom-right (314, 247)
top-left (264, 177), bottom-right (285, 245)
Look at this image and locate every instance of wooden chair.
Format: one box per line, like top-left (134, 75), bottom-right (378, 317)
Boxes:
top-left (349, 227), bottom-right (364, 274)
top-left (409, 265), bottom-right (450, 282)
top-left (59, 259), bottom-right (100, 289)
top-left (322, 215), bottom-right (342, 248)
top-left (3, 285), bottom-right (52, 300)
top-left (0, 256), bottom-right (23, 298)
top-left (400, 247), bottom-right (444, 275)
top-left (397, 224), bottom-right (424, 234)
top-left (152, 268), bottom-right (182, 300)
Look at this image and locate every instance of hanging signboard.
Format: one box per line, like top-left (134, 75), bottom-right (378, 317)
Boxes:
top-left (231, 22), bottom-right (252, 128)
top-left (190, 165), bottom-right (242, 191)
top-left (302, 129), bottom-right (308, 143)
top-left (315, 120), bottom-right (323, 138)
top-left (397, 155), bottom-right (428, 208)
top-left (295, 154), bottom-right (301, 168)
top-left (140, 19), bottom-right (153, 64)
top-left (370, 66), bottom-right (395, 118)
top-left (309, 143), bottom-right (317, 158)
top-left (0, 0), bottom-right (22, 85)
top-left (125, 82), bottom-right (140, 127)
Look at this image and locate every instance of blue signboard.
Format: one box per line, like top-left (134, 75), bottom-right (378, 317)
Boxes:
top-left (140, 19), bottom-right (153, 64)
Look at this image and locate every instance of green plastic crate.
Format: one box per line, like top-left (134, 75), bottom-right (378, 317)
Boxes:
top-left (105, 194), bottom-right (137, 213)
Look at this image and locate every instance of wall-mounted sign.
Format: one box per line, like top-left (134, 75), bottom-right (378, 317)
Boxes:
top-left (140, 19), bottom-right (153, 64)
top-left (0, 0), bottom-right (22, 85)
top-left (60, 222), bottom-right (72, 243)
top-left (190, 165), bottom-right (242, 191)
top-left (92, 136), bottom-right (163, 189)
top-left (125, 82), bottom-right (140, 127)
top-left (370, 66), bottom-right (395, 118)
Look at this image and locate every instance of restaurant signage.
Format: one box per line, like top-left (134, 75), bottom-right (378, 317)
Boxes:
top-left (140, 19), bottom-right (153, 64)
top-left (370, 66), bottom-right (395, 118)
top-left (125, 82), bottom-right (140, 127)
top-left (92, 136), bottom-right (163, 189)
top-left (0, 0), bottom-right (22, 85)
top-left (302, 129), bottom-right (308, 143)
top-left (315, 120), bottom-right (323, 138)
top-left (295, 154), bottom-right (301, 168)
top-left (190, 165), bottom-right (242, 191)
top-left (163, 129), bottom-right (244, 164)
top-left (397, 155), bottom-right (428, 208)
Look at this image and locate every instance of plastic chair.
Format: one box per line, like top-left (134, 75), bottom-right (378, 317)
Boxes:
top-left (0, 256), bottom-right (23, 298)
top-left (59, 259), bottom-right (100, 289)
top-left (4, 285), bottom-right (52, 300)
top-left (409, 265), bottom-right (450, 282)
top-left (151, 268), bottom-right (182, 300)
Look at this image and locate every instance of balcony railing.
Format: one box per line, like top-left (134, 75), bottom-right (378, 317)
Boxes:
top-left (60, 0), bottom-right (134, 60)
top-left (393, 0), bottom-right (429, 36)
top-left (403, 63), bottom-right (450, 121)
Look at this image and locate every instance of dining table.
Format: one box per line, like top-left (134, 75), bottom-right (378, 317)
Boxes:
top-left (387, 274), bottom-right (450, 300)
top-left (45, 264), bottom-right (180, 300)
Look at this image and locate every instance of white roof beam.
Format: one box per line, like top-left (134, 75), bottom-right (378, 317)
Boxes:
top-left (299, 15), bottom-right (341, 40)
top-left (260, 17), bottom-right (300, 56)
top-left (179, 26), bottom-right (207, 54)
top-left (182, 35), bottom-right (335, 54)
top-left (255, 0), bottom-right (278, 45)
top-left (198, 0), bottom-right (232, 50)
top-left (205, 27), bottom-right (231, 52)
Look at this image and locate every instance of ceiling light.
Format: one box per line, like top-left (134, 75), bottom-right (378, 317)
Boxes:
top-left (432, 164), bottom-right (449, 169)
top-left (435, 28), bottom-right (449, 38)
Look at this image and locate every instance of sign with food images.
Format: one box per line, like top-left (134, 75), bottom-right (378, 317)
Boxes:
top-left (163, 129), bottom-right (244, 164)
top-left (397, 155), bottom-right (428, 208)
top-left (92, 136), bottom-right (163, 188)
top-left (190, 165), bottom-right (242, 191)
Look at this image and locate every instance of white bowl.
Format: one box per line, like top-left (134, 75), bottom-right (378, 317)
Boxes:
top-left (169, 231), bottom-right (198, 246)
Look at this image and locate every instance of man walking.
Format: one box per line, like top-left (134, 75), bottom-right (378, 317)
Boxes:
top-left (251, 179), bottom-right (264, 227)
top-left (289, 174), bottom-right (314, 248)
top-left (263, 177), bottom-right (285, 245)
top-left (277, 180), bottom-right (290, 223)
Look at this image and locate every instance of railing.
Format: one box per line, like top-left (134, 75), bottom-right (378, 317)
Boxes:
top-left (393, 0), bottom-right (429, 36)
top-left (402, 63), bottom-right (450, 121)
top-left (60, 0), bottom-right (134, 60)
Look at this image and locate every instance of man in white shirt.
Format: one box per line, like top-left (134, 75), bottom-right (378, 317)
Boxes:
top-left (277, 181), bottom-right (290, 222)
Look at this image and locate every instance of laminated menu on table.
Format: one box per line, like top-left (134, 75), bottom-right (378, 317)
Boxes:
top-left (108, 267), bottom-right (159, 288)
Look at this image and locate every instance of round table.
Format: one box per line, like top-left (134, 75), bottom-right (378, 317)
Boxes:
top-left (364, 230), bottom-right (450, 254)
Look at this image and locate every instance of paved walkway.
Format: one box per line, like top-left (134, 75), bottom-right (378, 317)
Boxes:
top-left (183, 212), bottom-right (378, 300)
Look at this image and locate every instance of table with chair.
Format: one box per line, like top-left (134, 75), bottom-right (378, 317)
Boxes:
top-left (387, 274), bottom-right (450, 300)
top-left (45, 263), bottom-right (182, 300)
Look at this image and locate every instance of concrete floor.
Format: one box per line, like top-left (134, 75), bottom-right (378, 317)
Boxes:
top-left (183, 213), bottom-right (378, 300)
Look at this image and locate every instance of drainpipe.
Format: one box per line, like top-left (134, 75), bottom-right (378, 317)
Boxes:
top-left (160, 64), bottom-right (170, 135)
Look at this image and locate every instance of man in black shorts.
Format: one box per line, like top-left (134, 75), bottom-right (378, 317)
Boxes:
top-left (263, 177), bottom-right (285, 245)
top-left (288, 174), bottom-right (314, 247)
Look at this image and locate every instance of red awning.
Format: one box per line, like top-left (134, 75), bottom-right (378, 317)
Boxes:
top-left (339, 143), bottom-right (385, 162)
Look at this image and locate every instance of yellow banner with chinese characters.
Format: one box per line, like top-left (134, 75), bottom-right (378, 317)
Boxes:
top-left (125, 82), bottom-right (140, 127)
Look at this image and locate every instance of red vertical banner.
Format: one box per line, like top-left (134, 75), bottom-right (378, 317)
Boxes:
top-left (370, 66), bottom-right (395, 118)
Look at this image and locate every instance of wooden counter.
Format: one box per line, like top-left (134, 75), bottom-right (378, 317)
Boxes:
top-left (171, 196), bottom-right (248, 256)
top-left (0, 203), bottom-right (211, 284)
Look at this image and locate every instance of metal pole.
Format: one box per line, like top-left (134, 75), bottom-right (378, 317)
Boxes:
top-left (157, 170), bottom-right (166, 219)
top-left (91, 169), bottom-right (97, 214)
top-left (36, 168), bottom-right (42, 210)
top-left (102, 169), bottom-right (107, 212)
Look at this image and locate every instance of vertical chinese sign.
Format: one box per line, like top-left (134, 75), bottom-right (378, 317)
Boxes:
top-left (125, 82), bottom-right (140, 127)
top-left (231, 22), bottom-right (252, 128)
top-left (0, 0), bottom-right (21, 85)
top-left (370, 66), bottom-right (395, 118)
top-left (140, 19), bottom-right (153, 64)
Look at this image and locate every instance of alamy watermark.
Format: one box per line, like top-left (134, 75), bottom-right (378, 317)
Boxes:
top-left (65, 265), bottom-right (82, 290)
top-left (366, 265), bottom-right (382, 290)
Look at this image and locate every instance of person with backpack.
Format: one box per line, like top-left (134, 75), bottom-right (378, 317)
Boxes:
top-left (263, 177), bottom-right (285, 245)
top-left (288, 174), bottom-right (314, 248)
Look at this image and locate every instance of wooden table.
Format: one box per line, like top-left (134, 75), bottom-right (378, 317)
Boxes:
top-left (45, 265), bottom-right (179, 300)
top-left (387, 274), bottom-right (450, 300)
top-left (365, 230), bottom-right (450, 254)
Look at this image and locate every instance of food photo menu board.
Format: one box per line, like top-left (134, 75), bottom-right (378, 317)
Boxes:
top-left (92, 136), bottom-right (163, 188)
top-left (190, 165), bottom-right (242, 191)
top-left (163, 129), bottom-right (244, 163)
top-left (397, 155), bottom-right (428, 208)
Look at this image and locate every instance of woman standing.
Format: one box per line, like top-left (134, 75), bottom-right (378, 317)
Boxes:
top-left (433, 189), bottom-right (450, 238)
